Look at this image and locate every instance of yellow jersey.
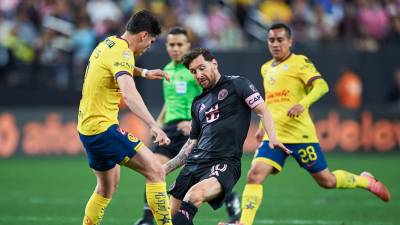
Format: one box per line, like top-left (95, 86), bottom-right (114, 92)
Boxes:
top-left (78, 36), bottom-right (135, 135)
top-left (261, 53), bottom-right (321, 143)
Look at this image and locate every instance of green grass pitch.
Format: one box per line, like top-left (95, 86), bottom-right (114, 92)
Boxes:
top-left (0, 153), bottom-right (399, 225)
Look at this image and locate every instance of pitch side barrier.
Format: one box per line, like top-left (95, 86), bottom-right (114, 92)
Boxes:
top-left (0, 107), bottom-right (399, 158)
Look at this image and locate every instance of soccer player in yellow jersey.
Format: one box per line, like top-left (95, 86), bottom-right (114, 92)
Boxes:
top-left (223, 24), bottom-right (391, 225)
top-left (78, 10), bottom-right (173, 225)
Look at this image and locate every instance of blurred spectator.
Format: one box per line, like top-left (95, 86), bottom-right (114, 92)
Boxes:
top-left (385, 15), bottom-right (400, 42)
top-left (180, 0), bottom-right (209, 47)
top-left (259, 0), bottom-right (292, 24)
top-left (0, 0), bottom-right (399, 90)
top-left (308, 4), bottom-right (337, 42)
top-left (358, 0), bottom-right (389, 40)
top-left (86, 0), bottom-right (123, 40)
top-left (71, 15), bottom-right (95, 90)
top-left (0, 0), bottom-right (19, 17)
top-left (2, 4), bottom-right (36, 87)
top-left (218, 17), bottom-right (245, 49)
top-left (86, 0), bottom-right (122, 24)
top-left (35, 27), bottom-right (72, 90)
top-left (338, 2), bottom-right (360, 44)
top-left (291, 0), bottom-right (314, 43)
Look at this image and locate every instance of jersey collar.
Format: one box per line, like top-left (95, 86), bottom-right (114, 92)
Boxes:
top-left (115, 35), bottom-right (129, 47)
top-left (271, 53), bottom-right (292, 67)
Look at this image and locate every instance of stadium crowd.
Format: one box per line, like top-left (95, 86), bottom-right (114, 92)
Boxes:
top-left (0, 0), bottom-right (400, 90)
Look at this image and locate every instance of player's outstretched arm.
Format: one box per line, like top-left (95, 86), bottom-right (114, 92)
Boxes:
top-left (134, 67), bottom-right (171, 81)
top-left (163, 138), bottom-right (197, 175)
top-left (253, 104), bottom-right (292, 155)
top-left (117, 74), bottom-right (170, 145)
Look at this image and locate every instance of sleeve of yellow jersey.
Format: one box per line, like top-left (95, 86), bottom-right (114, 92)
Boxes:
top-left (107, 46), bottom-right (135, 79)
top-left (297, 55), bottom-right (321, 85)
top-left (297, 56), bottom-right (329, 109)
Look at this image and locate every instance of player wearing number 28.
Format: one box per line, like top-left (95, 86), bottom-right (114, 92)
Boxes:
top-left (235, 23), bottom-right (391, 225)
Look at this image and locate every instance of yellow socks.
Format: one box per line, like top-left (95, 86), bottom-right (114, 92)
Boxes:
top-left (333, 170), bottom-right (369, 189)
top-left (82, 192), bottom-right (111, 225)
top-left (240, 184), bottom-right (263, 225)
top-left (146, 182), bottom-right (172, 225)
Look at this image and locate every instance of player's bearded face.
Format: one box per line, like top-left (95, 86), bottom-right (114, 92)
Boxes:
top-left (268, 28), bottom-right (292, 61)
top-left (189, 55), bottom-right (218, 89)
top-left (166, 34), bottom-right (190, 62)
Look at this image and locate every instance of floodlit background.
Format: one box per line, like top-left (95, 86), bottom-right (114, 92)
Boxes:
top-left (0, 0), bottom-right (399, 225)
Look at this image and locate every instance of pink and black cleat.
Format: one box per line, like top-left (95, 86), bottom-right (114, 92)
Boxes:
top-left (360, 171), bottom-right (391, 202)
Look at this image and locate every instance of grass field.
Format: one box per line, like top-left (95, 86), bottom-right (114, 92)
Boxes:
top-left (0, 153), bottom-right (399, 225)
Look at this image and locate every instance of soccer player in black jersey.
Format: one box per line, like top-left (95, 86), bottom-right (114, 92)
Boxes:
top-left (163, 48), bottom-right (291, 225)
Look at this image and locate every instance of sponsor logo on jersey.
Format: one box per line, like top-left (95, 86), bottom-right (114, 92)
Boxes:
top-left (205, 104), bottom-right (220, 123)
top-left (114, 61), bottom-right (133, 70)
top-left (218, 89), bottom-right (228, 100)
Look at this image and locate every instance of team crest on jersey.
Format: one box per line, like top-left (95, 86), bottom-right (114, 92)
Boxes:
top-left (122, 50), bottom-right (131, 59)
top-left (283, 64), bottom-right (289, 71)
top-left (218, 89), bottom-right (228, 100)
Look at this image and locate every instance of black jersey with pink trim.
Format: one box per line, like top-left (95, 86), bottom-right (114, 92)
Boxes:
top-left (188, 75), bottom-right (264, 164)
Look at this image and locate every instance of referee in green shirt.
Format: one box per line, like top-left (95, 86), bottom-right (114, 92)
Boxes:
top-left (134, 27), bottom-right (241, 225)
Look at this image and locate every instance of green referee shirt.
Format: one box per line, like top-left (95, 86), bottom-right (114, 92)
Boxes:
top-left (163, 61), bottom-right (202, 123)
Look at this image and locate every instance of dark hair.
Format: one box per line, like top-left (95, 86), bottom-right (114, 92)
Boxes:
top-left (182, 48), bottom-right (215, 69)
top-left (167, 26), bottom-right (189, 38)
top-left (268, 23), bottom-right (292, 38)
top-left (126, 10), bottom-right (161, 36)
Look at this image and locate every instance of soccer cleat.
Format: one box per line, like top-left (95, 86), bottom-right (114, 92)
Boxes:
top-left (225, 192), bottom-right (241, 223)
top-left (133, 218), bottom-right (154, 225)
top-left (360, 171), bottom-right (391, 202)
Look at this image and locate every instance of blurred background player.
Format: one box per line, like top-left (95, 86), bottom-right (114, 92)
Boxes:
top-left (231, 23), bottom-right (391, 225)
top-left (134, 27), bottom-right (241, 225)
top-left (77, 10), bottom-right (173, 225)
top-left (163, 48), bottom-right (291, 225)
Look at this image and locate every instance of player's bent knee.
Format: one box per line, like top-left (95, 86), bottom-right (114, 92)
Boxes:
top-left (316, 178), bottom-right (336, 189)
top-left (145, 162), bottom-right (165, 182)
top-left (247, 168), bottom-right (267, 184)
top-left (184, 186), bottom-right (206, 207)
top-left (96, 184), bottom-right (117, 197)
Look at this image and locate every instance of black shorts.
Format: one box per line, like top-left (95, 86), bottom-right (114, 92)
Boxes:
top-left (152, 120), bottom-right (189, 159)
top-left (168, 159), bottom-right (241, 210)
